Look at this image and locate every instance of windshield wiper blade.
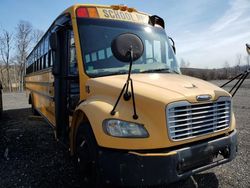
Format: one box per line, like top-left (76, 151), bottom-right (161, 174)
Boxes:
top-left (92, 70), bottom-right (128, 77)
top-left (171, 70), bottom-right (180, 74)
top-left (140, 68), bottom-right (171, 73)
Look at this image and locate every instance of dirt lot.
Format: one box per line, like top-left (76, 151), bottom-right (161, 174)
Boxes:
top-left (0, 80), bottom-right (249, 188)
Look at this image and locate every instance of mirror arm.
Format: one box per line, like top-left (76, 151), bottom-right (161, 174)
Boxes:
top-left (124, 49), bottom-right (133, 100)
top-left (110, 83), bottom-right (127, 116)
top-left (169, 37), bottom-right (176, 54)
top-left (130, 78), bottom-right (138, 119)
top-left (110, 48), bottom-right (139, 120)
top-left (220, 68), bottom-right (250, 97)
top-left (246, 43), bottom-right (250, 55)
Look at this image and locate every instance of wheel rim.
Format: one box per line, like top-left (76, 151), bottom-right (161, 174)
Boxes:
top-left (76, 135), bottom-right (92, 181)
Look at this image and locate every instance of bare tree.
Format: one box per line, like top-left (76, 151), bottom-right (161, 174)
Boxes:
top-left (32, 29), bottom-right (44, 45)
top-left (0, 30), bottom-right (13, 92)
top-left (0, 62), bottom-right (4, 87)
top-left (235, 54), bottom-right (242, 74)
top-left (15, 21), bottom-right (32, 91)
top-left (223, 61), bottom-right (230, 78)
top-left (180, 58), bottom-right (190, 68)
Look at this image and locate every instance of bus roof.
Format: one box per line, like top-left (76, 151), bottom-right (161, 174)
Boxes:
top-left (63, 4), bottom-right (150, 24)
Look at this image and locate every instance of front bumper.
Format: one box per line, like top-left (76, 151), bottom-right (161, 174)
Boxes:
top-left (98, 130), bottom-right (237, 186)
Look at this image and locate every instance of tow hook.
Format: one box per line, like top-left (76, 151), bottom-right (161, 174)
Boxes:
top-left (221, 146), bottom-right (230, 158)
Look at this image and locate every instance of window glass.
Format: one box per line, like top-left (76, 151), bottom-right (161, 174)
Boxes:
top-left (44, 35), bottom-right (49, 53)
top-left (38, 44), bottom-right (41, 58)
top-left (34, 48), bottom-right (37, 62)
top-left (44, 54), bottom-right (48, 68)
top-left (41, 39), bottom-right (44, 56)
top-left (31, 53), bottom-right (34, 64)
top-left (145, 40), bottom-right (153, 59)
top-left (77, 19), bottom-right (180, 77)
top-left (106, 47), bottom-right (112, 58)
top-left (98, 50), bottom-right (105, 60)
top-left (50, 51), bottom-right (53, 66)
top-left (91, 52), bottom-right (97, 62)
top-left (69, 31), bottom-right (78, 75)
top-left (153, 40), bottom-right (161, 63)
top-left (47, 52), bottom-right (50, 67)
top-left (85, 54), bottom-right (90, 63)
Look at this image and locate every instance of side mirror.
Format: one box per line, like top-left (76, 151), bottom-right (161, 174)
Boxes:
top-left (169, 37), bottom-right (176, 54)
top-left (149, 15), bottom-right (165, 28)
top-left (246, 43), bottom-right (250, 55)
top-left (49, 32), bottom-right (57, 51)
top-left (111, 33), bottom-right (144, 62)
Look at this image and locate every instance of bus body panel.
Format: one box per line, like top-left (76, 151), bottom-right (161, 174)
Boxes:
top-left (25, 69), bottom-right (56, 125)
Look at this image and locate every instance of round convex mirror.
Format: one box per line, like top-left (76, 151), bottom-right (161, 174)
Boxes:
top-left (111, 33), bottom-right (144, 62)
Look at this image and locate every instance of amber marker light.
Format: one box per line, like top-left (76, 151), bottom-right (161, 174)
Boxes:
top-left (87, 7), bottom-right (99, 18)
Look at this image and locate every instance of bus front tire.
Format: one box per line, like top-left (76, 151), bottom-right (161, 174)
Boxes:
top-left (75, 122), bottom-right (101, 187)
top-left (31, 102), bottom-right (39, 116)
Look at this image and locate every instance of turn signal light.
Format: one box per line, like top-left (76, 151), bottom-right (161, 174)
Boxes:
top-left (87, 7), bottom-right (99, 17)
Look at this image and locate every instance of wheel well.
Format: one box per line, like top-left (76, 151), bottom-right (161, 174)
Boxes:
top-left (70, 110), bottom-right (91, 155)
top-left (28, 93), bottom-right (32, 104)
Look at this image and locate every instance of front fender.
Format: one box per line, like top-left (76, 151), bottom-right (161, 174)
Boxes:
top-left (71, 96), bottom-right (166, 151)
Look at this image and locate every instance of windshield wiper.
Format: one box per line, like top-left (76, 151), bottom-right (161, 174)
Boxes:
top-left (140, 68), bottom-right (171, 73)
top-left (171, 70), bottom-right (180, 74)
top-left (90, 70), bottom-right (128, 77)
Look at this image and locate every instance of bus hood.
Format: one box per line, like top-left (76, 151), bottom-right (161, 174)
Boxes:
top-left (87, 73), bottom-right (230, 103)
top-left (84, 73), bottom-right (233, 150)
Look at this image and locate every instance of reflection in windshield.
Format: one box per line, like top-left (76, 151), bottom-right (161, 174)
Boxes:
top-left (77, 19), bottom-right (180, 77)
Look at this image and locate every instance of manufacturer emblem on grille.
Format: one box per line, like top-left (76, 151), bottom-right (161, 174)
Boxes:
top-left (196, 94), bottom-right (212, 101)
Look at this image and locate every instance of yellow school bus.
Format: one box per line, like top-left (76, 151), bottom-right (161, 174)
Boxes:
top-left (25, 4), bottom-right (237, 187)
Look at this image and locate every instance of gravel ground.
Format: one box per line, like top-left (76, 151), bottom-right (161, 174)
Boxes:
top-left (0, 80), bottom-right (249, 188)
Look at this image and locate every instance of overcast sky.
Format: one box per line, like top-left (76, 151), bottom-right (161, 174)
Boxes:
top-left (0, 0), bottom-right (249, 68)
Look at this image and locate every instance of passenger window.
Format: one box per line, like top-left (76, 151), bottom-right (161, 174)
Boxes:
top-left (68, 30), bottom-right (79, 114)
top-left (69, 31), bottom-right (78, 75)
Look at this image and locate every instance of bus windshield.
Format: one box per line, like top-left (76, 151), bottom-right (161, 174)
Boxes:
top-left (77, 19), bottom-right (180, 77)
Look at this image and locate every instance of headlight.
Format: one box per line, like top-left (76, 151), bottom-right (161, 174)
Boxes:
top-left (103, 119), bottom-right (149, 138)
